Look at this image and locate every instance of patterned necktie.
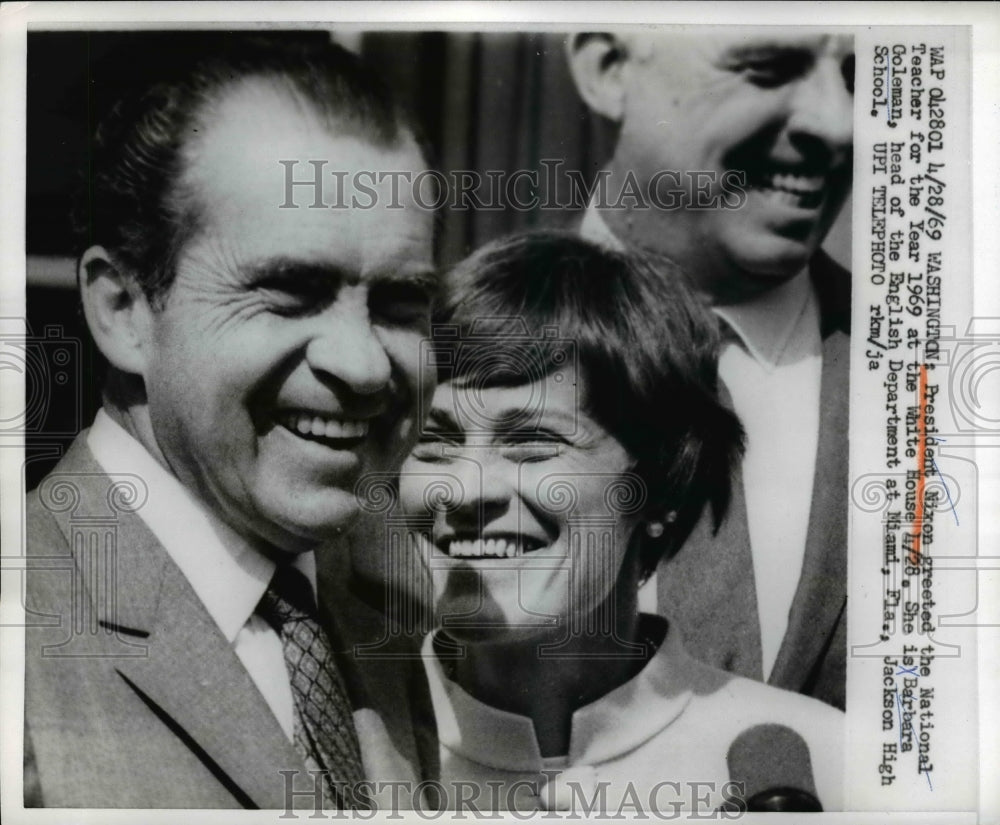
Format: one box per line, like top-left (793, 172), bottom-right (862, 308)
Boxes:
top-left (256, 564), bottom-right (368, 810)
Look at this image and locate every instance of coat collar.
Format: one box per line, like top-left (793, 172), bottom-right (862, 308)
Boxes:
top-left (768, 328), bottom-right (849, 689)
top-left (85, 409), bottom-right (320, 642)
top-left (654, 253), bottom-right (849, 695)
top-left (37, 435), bottom-right (309, 809)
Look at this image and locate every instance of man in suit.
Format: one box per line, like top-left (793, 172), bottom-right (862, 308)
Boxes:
top-left (24, 36), bottom-right (438, 809)
top-left (567, 29), bottom-right (854, 709)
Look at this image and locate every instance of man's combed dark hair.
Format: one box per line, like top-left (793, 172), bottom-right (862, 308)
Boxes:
top-left (433, 231), bottom-right (744, 575)
top-left (77, 33), bottom-right (418, 305)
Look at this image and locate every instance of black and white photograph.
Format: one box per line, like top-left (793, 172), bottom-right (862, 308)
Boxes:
top-left (1, 3), bottom-right (996, 823)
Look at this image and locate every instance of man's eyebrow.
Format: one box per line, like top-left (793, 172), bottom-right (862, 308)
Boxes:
top-left (238, 258), bottom-right (439, 292)
top-left (238, 258), bottom-right (349, 285)
top-left (721, 42), bottom-right (816, 60)
top-left (369, 266), bottom-right (440, 294)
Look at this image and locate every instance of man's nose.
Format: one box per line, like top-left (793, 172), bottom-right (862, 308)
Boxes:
top-left (786, 56), bottom-right (854, 164)
top-left (305, 308), bottom-right (393, 397)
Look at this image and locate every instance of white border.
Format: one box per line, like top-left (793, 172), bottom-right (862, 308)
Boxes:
top-left (2, 3), bottom-right (997, 824)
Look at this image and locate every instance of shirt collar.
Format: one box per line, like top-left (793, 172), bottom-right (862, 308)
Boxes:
top-left (579, 200), bottom-right (626, 252)
top-left (580, 200), bottom-right (818, 370)
top-left (424, 617), bottom-right (696, 771)
top-left (87, 409), bottom-right (316, 642)
top-left (713, 272), bottom-right (818, 369)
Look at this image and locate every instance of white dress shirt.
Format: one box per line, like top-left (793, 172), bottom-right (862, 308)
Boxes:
top-left (714, 280), bottom-right (821, 677)
top-left (87, 409), bottom-right (314, 740)
top-left (580, 206), bottom-right (823, 678)
top-left (423, 618), bottom-right (844, 813)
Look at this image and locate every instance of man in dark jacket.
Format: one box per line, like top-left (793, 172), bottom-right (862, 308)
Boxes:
top-left (25, 35), bottom-right (439, 809)
top-left (568, 29), bottom-right (855, 709)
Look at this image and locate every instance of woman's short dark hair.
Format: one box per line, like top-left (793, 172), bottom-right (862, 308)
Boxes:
top-left (433, 231), bottom-right (744, 576)
top-left (77, 33), bottom-right (420, 307)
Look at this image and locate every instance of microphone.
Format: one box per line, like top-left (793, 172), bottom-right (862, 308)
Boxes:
top-left (721, 723), bottom-right (823, 812)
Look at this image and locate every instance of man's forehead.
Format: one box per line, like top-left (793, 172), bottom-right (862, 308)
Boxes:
top-left (172, 75), bottom-right (433, 276)
top-left (633, 29), bottom-right (853, 62)
top-left (186, 76), bottom-right (420, 182)
top-left (708, 30), bottom-right (853, 57)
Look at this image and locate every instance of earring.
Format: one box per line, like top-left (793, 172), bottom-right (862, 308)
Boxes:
top-left (645, 521), bottom-right (664, 539)
top-left (664, 511), bottom-right (677, 524)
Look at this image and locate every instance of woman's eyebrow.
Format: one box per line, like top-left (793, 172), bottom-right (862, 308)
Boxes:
top-left (426, 407), bottom-right (459, 431)
top-left (499, 408), bottom-right (580, 437)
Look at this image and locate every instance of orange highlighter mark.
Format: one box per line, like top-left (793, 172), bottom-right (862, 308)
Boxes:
top-left (909, 364), bottom-right (929, 566)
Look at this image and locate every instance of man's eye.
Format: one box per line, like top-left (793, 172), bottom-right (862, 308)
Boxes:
top-left (370, 283), bottom-right (432, 328)
top-left (256, 278), bottom-right (331, 316)
top-left (740, 52), bottom-right (811, 87)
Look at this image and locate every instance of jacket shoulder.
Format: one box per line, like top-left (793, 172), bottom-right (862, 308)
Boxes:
top-left (25, 488), bottom-right (70, 552)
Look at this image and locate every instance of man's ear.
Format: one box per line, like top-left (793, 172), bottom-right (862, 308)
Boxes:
top-left (78, 246), bottom-right (154, 377)
top-left (566, 32), bottom-right (631, 122)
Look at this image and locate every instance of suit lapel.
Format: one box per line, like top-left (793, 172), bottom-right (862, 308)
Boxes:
top-left (43, 437), bottom-right (308, 809)
top-left (659, 257), bottom-right (851, 689)
top-left (658, 382), bottom-right (763, 681)
top-left (113, 553), bottom-right (308, 809)
top-left (768, 328), bottom-right (849, 690)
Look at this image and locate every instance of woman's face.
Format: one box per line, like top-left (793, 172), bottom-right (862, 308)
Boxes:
top-left (399, 371), bottom-right (645, 643)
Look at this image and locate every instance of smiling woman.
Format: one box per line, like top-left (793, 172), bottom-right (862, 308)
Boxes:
top-left (407, 231), bottom-right (742, 582)
top-left (398, 231), bottom-right (846, 813)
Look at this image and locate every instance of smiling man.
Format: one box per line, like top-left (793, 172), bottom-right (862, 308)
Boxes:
top-left (24, 36), bottom-right (437, 809)
top-left (568, 29), bottom-right (854, 709)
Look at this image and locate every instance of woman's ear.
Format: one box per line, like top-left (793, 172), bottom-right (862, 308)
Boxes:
top-left (644, 510), bottom-right (678, 539)
top-left (565, 32), bottom-right (631, 122)
top-left (79, 246), bottom-right (154, 377)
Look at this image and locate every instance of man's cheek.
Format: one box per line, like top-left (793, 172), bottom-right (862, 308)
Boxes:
top-left (389, 330), bottom-right (433, 395)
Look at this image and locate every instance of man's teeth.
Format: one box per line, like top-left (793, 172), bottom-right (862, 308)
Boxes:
top-left (446, 538), bottom-right (531, 558)
top-left (284, 413), bottom-right (369, 439)
top-left (754, 171), bottom-right (826, 206)
top-left (759, 172), bottom-right (826, 194)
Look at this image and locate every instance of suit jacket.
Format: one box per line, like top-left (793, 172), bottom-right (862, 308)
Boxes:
top-left (23, 433), bottom-right (437, 809)
top-left (659, 251), bottom-right (851, 710)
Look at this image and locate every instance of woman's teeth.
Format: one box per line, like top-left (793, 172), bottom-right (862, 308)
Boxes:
top-left (446, 538), bottom-right (532, 558)
top-left (283, 413), bottom-right (369, 440)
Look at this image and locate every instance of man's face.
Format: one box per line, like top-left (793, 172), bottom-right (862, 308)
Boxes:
top-left (612, 31), bottom-right (853, 297)
top-left (141, 80), bottom-right (436, 554)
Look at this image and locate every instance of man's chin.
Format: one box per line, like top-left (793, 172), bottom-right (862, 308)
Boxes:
top-left (257, 490), bottom-right (363, 553)
top-left (719, 230), bottom-right (820, 294)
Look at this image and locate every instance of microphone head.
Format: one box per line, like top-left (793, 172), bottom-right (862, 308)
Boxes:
top-left (724, 723), bottom-right (823, 813)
